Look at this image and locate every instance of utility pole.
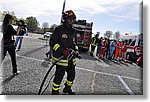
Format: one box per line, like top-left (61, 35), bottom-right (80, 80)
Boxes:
top-left (60, 0), bottom-right (66, 25)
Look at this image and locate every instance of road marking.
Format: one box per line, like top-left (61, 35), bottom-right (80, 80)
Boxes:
top-left (76, 67), bottom-right (141, 81)
top-left (16, 55), bottom-right (44, 62)
top-left (91, 72), bottom-right (96, 93)
top-left (117, 76), bottom-right (134, 95)
top-left (0, 76), bottom-right (2, 94)
top-left (16, 55), bottom-right (142, 81)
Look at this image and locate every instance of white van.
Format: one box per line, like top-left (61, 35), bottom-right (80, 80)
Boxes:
top-left (126, 34), bottom-right (143, 62)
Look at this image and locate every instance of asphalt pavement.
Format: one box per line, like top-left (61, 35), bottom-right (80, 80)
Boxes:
top-left (0, 33), bottom-right (143, 95)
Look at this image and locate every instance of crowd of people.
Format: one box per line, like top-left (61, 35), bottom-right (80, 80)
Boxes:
top-left (90, 33), bottom-right (132, 62)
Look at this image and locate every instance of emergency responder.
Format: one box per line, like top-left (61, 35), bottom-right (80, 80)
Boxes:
top-left (96, 36), bottom-right (103, 57)
top-left (90, 32), bottom-right (99, 56)
top-left (109, 39), bottom-right (116, 60)
top-left (100, 37), bottom-right (107, 60)
top-left (105, 38), bottom-right (110, 59)
top-left (50, 10), bottom-right (79, 95)
top-left (115, 39), bottom-right (123, 60)
top-left (121, 40), bottom-right (127, 61)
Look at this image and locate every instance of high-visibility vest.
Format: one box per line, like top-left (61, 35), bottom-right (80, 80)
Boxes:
top-left (91, 37), bottom-right (97, 46)
top-left (52, 56), bottom-right (76, 66)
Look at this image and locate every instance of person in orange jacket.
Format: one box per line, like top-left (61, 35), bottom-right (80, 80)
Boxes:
top-left (115, 40), bottom-right (123, 60)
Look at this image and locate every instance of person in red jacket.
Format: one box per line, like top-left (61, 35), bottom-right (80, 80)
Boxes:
top-left (115, 40), bottom-right (123, 60)
top-left (100, 37), bottom-right (107, 60)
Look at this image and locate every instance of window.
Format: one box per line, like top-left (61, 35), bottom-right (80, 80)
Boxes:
top-left (138, 39), bottom-right (143, 47)
top-left (129, 40), bottom-right (135, 46)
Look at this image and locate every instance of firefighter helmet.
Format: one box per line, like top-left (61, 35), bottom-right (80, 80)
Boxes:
top-left (63, 10), bottom-right (76, 21)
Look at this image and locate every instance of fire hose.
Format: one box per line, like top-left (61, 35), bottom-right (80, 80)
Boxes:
top-left (38, 49), bottom-right (81, 95)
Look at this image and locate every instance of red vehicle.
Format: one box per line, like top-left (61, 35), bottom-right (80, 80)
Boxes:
top-left (73, 20), bottom-right (93, 51)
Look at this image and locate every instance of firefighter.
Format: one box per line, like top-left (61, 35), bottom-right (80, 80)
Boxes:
top-left (90, 32), bottom-right (99, 56)
top-left (50, 10), bottom-right (79, 95)
top-left (115, 39), bottom-right (123, 60)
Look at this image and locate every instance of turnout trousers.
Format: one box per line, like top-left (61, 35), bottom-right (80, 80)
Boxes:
top-left (52, 60), bottom-right (75, 91)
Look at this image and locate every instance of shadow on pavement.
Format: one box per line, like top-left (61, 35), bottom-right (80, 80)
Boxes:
top-left (2, 74), bottom-right (17, 85)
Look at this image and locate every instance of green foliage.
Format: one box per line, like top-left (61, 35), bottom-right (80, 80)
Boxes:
top-left (0, 11), bottom-right (17, 23)
top-left (113, 31), bottom-right (121, 40)
top-left (26, 16), bottom-right (39, 32)
top-left (50, 24), bottom-right (57, 33)
top-left (103, 30), bottom-right (113, 38)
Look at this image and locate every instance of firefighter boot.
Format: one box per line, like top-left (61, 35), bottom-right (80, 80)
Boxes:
top-left (63, 83), bottom-right (75, 95)
top-left (90, 52), bottom-right (93, 56)
top-left (51, 82), bottom-right (60, 95)
top-left (51, 89), bottom-right (59, 95)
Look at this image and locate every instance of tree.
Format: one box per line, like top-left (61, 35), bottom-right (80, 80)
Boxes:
top-left (42, 22), bottom-right (49, 28)
top-left (113, 31), bottom-right (121, 40)
top-left (50, 24), bottom-right (57, 33)
top-left (26, 16), bottom-right (39, 32)
top-left (42, 22), bottom-right (49, 33)
top-left (0, 11), bottom-right (17, 23)
top-left (103, 30), bottom-right (113, 38)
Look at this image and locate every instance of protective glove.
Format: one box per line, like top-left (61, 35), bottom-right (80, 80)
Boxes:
top-left (63, 49), bottom-right (70, 58)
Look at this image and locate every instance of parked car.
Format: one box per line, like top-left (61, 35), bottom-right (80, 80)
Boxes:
top-left (43, 32), bottom-right (52, 38)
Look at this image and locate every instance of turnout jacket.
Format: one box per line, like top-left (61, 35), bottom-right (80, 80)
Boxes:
top-left (91, 37), bottom-right (99, 46)
top-left (50, 23), bottom-right (78, 66)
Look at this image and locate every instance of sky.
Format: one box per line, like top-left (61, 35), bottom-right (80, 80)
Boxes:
top-left (0, 0), bottom-right (143, 35)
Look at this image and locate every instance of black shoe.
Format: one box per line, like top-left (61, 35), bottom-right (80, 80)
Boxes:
top-left (90, 53), bottom-right (93, 56)
top-left (63, 87), bottom-right (75, 95)
top-left (51, 90), bottom-right (59, 95)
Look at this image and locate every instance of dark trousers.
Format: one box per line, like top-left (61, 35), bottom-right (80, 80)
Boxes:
top-left (1, 45), bottom-right (17, 73)
top-left (90, 45), bottom-right (96, 56)
top-left (53, 61), bottom-right (75, 86)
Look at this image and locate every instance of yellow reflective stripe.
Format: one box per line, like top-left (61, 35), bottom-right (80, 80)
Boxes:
top-left (91, 44), bottom-right (96, 46)
top-left (66, 80), bottom-right (73, 86)
top-left (75, 46), bottom-right (79, 51)
top-left (56, 62), bottom-right (68, 66)
top-left (73, 58), bottom-right (76, 65)
top-left (91, 38), bottom-right (96, 46)
top-left (52, 57), bottom-right (68, 66)
top-left (52, 87), bottom-right (59, 91)
top-left (53, 82), bottom-right (60, 87)
top-left (53, 44), bottom-right (60, 51)
top-left (93, 38), bottom-right (96, 44)
top-left (52, 57), bottom-right (68, 63)
top-left (52, 57), bottom-right (76, 66)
